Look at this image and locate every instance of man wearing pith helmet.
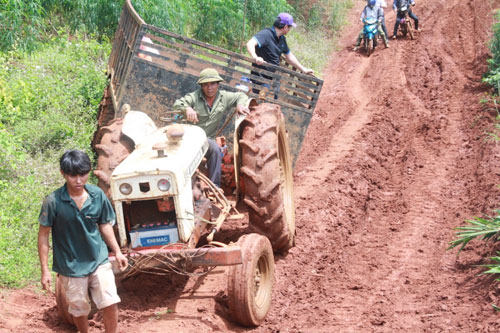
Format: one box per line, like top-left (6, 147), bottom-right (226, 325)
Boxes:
top-left (173, 68), bottom-right (250, 187)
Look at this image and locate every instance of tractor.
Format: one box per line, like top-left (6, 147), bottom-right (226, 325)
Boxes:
top-left (55, 0), bottom-right (323, 327)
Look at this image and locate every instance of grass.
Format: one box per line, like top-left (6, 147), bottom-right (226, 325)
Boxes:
top-left (287, 0), bottom-right (353, 77)
top-left (0, 33), bottom-right (110, 288)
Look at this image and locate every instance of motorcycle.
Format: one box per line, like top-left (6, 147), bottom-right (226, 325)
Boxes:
top-left (398, 5), bottom-right (414, 40)
top-left (362, 18), bottom-right (380, 57)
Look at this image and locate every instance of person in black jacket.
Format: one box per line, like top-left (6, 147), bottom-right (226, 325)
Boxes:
top-left (246, 13), bottom-right (313, 94)
top-left (392, 0), bottom-right (420, 38)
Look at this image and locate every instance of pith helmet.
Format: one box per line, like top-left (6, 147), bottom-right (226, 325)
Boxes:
top-left (197, 68), bottom-right (223, 84)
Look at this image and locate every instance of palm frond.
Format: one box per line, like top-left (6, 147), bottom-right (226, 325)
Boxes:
top-left (448, 212), bottom-right (500, 253)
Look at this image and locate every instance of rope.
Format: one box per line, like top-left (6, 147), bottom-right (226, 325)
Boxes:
top-left (122, 243), bottom-right (217, 279)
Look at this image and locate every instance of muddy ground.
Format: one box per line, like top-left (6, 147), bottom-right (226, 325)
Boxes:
top-left (2, 0), bottom-right (500, 331)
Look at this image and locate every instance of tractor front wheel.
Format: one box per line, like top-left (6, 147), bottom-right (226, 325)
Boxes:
top-left (227, 233), bottom-right (274, 326)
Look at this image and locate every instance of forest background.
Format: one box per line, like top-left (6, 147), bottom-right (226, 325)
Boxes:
top-left (0, 0), bottom-right (353, 287)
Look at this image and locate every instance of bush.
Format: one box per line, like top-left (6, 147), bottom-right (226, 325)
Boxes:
top-left (132, 0), bottom-right (292, 52)
top-left (484, 10), bottom-right (500, 91)
top-left (0, 0), bottom-right (45, 52)
top-left (0, 34), bottom-right (109, 287)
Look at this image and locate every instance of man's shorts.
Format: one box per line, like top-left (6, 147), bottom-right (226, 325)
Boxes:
top-left (60, 262), bottom-right (121, 317)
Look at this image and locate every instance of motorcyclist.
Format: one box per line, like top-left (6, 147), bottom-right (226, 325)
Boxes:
top-left (375, 0), bottom-right (389, 43)
top-left (392, 0), bottom-right (420, 38)
top-left (353, 0), bottom-right (389, 51)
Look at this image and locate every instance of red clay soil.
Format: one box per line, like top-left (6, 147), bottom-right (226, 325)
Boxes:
top-left (2, 0), bottom-right (500, 331)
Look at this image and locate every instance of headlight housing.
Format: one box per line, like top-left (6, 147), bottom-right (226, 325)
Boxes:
top-left (119, 183), bottom-right (133, 195)
top-left (157, 178), bottom-right (170, 192)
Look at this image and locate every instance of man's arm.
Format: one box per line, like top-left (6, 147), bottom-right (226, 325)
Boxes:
top-left (38, 225), bottom-right (52, 291)
top-left (99, 223), bottom-right (128, 271)
top-left (283, 52), bottom-right (314, 75)
top-left (173, 92), bottom-right (199, 123)
top-left (246, 38), bottom-right (265, 65)
top-left (223, 91), bottom-right (250, 116)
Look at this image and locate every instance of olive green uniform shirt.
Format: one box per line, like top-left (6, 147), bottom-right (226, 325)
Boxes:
top-left (173, 89), bottom-right (248, 138)
top-left (38, 184), bottom-right (116, 277)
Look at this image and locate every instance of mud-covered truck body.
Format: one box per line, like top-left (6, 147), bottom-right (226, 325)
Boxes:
top-left (56, 0), bottom-right (324, 327)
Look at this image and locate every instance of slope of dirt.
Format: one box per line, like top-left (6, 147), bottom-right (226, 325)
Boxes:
top-left (2, 0), bottom-right (500, 331)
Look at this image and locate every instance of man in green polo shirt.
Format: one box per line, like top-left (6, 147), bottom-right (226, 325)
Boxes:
top-left (38, 150), bottom-right (128, 333)
top-left (173, 68), bottom-right (249, 187)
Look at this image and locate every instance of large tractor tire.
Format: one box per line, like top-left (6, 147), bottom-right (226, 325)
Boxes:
top-left (55, 275), bottom-right (75, 325)
top-left (227, 233), bottom-right (274, 326)
top-left (93, 118), bottom-right (134, 198)
top-left (92, 84), bottom-right (116, 151)
top-left (239, 103), bottom-right (295, 252)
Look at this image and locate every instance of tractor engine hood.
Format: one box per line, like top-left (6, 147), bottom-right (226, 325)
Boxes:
top-left (110, 112), bottom-right (208, 199)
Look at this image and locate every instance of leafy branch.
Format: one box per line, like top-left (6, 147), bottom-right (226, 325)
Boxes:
top-left (448, 213), bottom-right (500, 253)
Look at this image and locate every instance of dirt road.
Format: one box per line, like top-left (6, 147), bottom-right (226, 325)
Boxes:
top-left (2, 0), bottom-right (500, 331)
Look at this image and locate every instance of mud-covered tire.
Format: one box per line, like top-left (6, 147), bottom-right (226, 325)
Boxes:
top-left (367, 39), bottom-right (373, 57)
top-left (55, 275), bottom-right (75, 325)
top-left (408, 21), bottom-right (414, 40)
top-left (239, 103), bottom-right (295, 252)
top-left (227, 233), bottom-right (274, 326)
top-left (93, 118), bottom-right (134, 198)
top-left (92, 84), bottom-right (116, 151)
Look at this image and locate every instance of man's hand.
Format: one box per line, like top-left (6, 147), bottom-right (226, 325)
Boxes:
top-left (186, 107), bottom-right (199, 123)
top-left (236, 105), bottom-right (250, 116)
top-left (115, 252), bottom-right (128, 271)
top-left (302, 68), bottom-right (314, 75)
top-left (254, 56), bottom-right (265, 65)
top-left (41, 270), bottom-right (51, 291)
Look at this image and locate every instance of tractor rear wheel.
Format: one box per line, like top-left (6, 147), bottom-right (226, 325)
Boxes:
top-left (239, 103), bottom-right (295, 252)
top-left (92, 84), bottom-right (116, 151)
top-left (93, 118), bottom-right (134, 198)
top-left (227, 233), bottom-right (274, 326)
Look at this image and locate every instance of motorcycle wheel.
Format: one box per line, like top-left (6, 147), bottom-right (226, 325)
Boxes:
top-left (367, 39), bottom-right (373, 57)
top-left (408, 21), bottom-right (414, 40)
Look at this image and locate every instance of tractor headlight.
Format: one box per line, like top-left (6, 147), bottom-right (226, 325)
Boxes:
top-left (157, 178), bottom-right (170, 192)
top-left (119, 183), bottom-right (133, 195)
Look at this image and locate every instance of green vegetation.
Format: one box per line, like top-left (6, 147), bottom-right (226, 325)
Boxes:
top-left (483, 10), bottom-right (500, 92)
top-left (450, 10), bottom-right (500, 281)
top-left (0, 36), bottom-right (110, 287)
top-left (0, 0), bottom-right (352, 288)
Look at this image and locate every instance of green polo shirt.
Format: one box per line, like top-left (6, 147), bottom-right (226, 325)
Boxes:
top-left (38, 183), bottom-right (116, 277)
top-left (173, 89), bottom-right (249, 138)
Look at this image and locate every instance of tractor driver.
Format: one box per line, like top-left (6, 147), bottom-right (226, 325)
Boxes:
top-left (173, 68), bottom-right (250, 187)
